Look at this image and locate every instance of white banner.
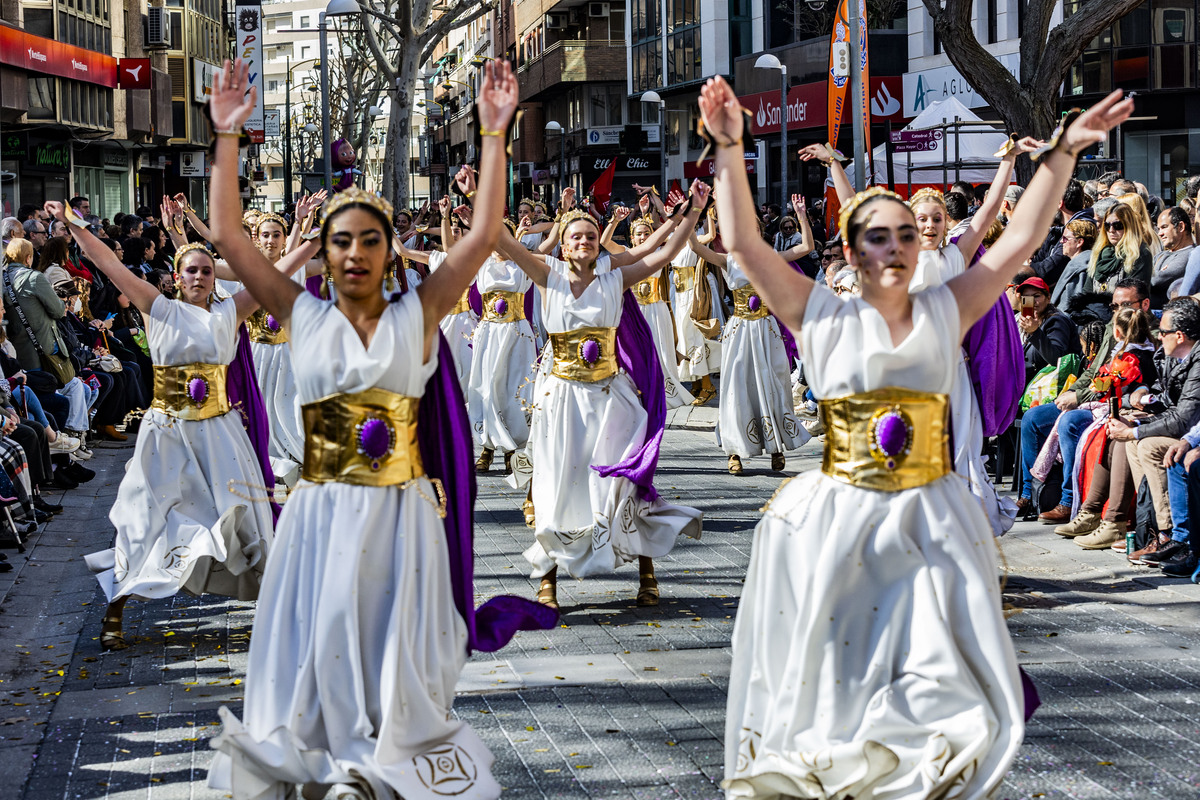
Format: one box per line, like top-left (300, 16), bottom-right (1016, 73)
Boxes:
top-left (179, 151), bottom-right (206, 177)
top-left (264, 108), bottom-right (281, 138)
top-left (234, 1), bottom-right (266, 143)
top-left (192, 59), bottom-right (218, 104)
top-left (902, 52), bottom-right (1019, 119)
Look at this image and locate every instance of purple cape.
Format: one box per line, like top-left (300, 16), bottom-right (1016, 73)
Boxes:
top-left (592, 291), bottom-right (665, 501)
top-left (954, 239), bottom-right (1024, 437)
top-left (304, 277), bottom-right (557, 652)
top-left (226, 324), bottom-right (280, 521)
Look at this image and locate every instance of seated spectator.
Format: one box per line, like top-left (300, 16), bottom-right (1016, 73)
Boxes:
top-left (1017, 276), bottom-right (1081, 385)
top-left (1152, 207), bottom-right (1195, 309)
top-left (1050, 219), bottom-right (1099, 309)
top-left (1089, 202), bottom-right (1154, 291)
top-left (1052, 307), bottom-right (1158, 547)
top-left (1096, 297), bottom-right (1200, 573)
top-left (1020, 278), bottom-right (1151, 521)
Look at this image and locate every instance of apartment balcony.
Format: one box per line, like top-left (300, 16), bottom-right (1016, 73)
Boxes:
top-left (517, 39), bottom-right (626, 102)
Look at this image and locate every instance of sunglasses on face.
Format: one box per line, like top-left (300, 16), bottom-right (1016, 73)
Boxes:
top-left (1109, 300), bottom-right (1138, 311)
top-left (1105, 221), bottom-right (1125, 232)
top-left (1160, 328), bottom-right (1181, 336)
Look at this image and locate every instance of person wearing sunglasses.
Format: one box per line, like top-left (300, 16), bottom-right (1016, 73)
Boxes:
top-left (1088, 201), bottom-right (1153, 292)
top-left (1049, 219), bottom-right (1098, 308)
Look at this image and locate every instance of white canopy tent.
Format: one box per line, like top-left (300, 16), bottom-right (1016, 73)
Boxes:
top-left (843, 96), bottom-right (1010, 188)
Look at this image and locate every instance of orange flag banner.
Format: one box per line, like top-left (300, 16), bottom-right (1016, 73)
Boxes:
top-left (827, 0), bottom-right (850, 150)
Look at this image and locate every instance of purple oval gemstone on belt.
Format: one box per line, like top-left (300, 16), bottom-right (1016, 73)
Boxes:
top-left (266, 314), bottom-right (281, 332)
top-left (187, 377), bottom-right (208, 406)
top-left (875, 412), bottom-right (908, 458)
top-left (493, 297), bottom-right (508, 316)
top-left (358, 418), bottom-right (392, 462)
top-left (748, 294), bottom-right (762, 312)
top-left (580, 338), bottom-right (601, 364)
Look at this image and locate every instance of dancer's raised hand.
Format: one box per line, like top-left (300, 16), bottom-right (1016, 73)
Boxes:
top-left (689, 180), bottom-right (711, 211)
top-left (612, 206), bottom-right (632, 223)
top-left (1059, 90), bottom-right (1134, 154)
top-left (210, 59), bottom-right (256, 134)
top-left (698, 76), bottom-right (744, 146)
top-left (454, 165), bottom-right (476, 197)
top-left (477, 60), bottom-right (518, 136)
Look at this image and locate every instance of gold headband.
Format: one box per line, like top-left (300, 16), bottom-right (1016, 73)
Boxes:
top-left (838, 187), bottom-right (908, 243)
top-left (255, 212), bottom-right (288, 233)
top-left (908, 187), bottom-right (947, 210)
top-left (630, 215), bottom-right (657, 235)
top-left (173, 242), bottom-right (214, 272)
top-left (518, 197), bottom-right (538, 209)
top-left (322, 189), bottom-right (395, 235)
top-left (558, 210), bottom-right (601, 243)
top-left (242, 210), bottom-right (260, 222)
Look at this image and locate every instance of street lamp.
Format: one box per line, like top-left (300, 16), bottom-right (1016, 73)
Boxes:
top-left (640, 90), bottom-right (666, 192)
top-left (545, 120), bottom-right (565, 196)
top-left (800, 0), bottom-right (866, 189)
top-left (754, 53), bottom-right (788, 213)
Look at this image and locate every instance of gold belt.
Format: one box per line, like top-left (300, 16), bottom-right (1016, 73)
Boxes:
top-left (151, 363), bottom-right (231, 421)
top-left (732, 286), bottom-right (769, 320)
top-left (549, 326), bottom-right (619, 382)
top-left (819, 388), bottom-right (950, 492)
top-left (672, 266), bottom-right (695, 292)
top-left (301, 388), bottom-right (423, 486)
top-left (634, 276), bottom-right (664, 305)
top-left (481, 290), bottom-right (525, 323)
top-left (246, 308), bottom-right (288, 345)
top-left (450, 288), bottom-right (473, 316)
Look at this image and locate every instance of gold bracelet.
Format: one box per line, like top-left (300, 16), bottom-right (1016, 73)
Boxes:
top-left (214, 131), bottom-right (242, 139)
top-left (466, 190), bottom-right (476, 199)
top-left (479, 127), bottom-right (505, 138)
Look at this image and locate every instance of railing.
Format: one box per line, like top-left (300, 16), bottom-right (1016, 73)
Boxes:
top-left (517, 39), bottom-right (626, 74)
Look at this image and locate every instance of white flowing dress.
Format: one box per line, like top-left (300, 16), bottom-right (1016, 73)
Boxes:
top-left (670, 243), bottom-right (723, 381)
top-left (724, 284), bottom-right (1023, 800)
top-left (909, 245), bottom-right (1017, 537)
top-left (637, 269), bottom-right (695, 408)
top-left (467, 255), bottom-right (536, 454)
top-left (85, 297), bottom-right (274, 603)
top-left (210, 290), bottom-right (499, 800)
top-left (715, 256), bottom-right (807, 458)
top-left (524, 269), bottom-right (702, 579)
top-left (428, 250), bottom-right (478, 395)
top-left (252, 271), bottom-right (307, 481)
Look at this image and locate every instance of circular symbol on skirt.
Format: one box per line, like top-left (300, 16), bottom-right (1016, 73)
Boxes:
top-left (414, 743), bottom-right (478, 796)
top-left (186, 376), bottom-right (209, 406)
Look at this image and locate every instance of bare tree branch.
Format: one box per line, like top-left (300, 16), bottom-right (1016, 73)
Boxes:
top-left (417, 0), bottom-right (497, 56)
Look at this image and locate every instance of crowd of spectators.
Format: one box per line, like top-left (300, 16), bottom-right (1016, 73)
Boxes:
top-left (0, 195), bottom-right (171, 567)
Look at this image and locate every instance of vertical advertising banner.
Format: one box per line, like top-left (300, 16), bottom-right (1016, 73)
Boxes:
top-left (826, 0), bottom-right (850, 149)
top-left (856, 0), bottom-right (873, 179)
top-left (234, 0), bottom-right (266, 143)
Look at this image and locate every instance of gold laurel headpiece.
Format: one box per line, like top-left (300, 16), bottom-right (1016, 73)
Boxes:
top-left (242, 210), bottom-right (260, 223)
top-left (322, 189), bottom-right (395, 235)
top-left (502, 218), bottom-right (518, 234)
top-left (173, 242), bottom-right (214, 272)
top-left (908, 187), bottom-right (947, 210)
top-left (838, 187), bottom-right (908, 243)
top-left (254, 212), bottom-right (288, 233)
top-left (558, 209), bottom-right (601, 243)
top-left (630, 215), bottom-right (657, 234)
top-left (518, 197), bottom-right (538, 209)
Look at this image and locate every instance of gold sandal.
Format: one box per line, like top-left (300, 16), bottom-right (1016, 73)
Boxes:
top-left (636, 573), bottom-right (660, 607)
top-left (522, 497), bottom-right (536, 528)
top-left (728, 454), bottom-right (743, 476)
top-left (100, 615), bottom-right (127, 651)
top-left (537, 572), bottom-right (558, 609)
top-left (474, 447), bottom-right (494, 473)
top-left (692, 387), bottom-right (716, 406)
top-left (771, 453), bottom-right (786, 472)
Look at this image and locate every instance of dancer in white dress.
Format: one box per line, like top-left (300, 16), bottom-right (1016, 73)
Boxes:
top-left (59, 208), bottom-right (276, 652)
top-left (671, 230), bottom-right (722, 404)
top-left (205, 59), bottom-right (547, 800)
top-left (494, 184), bottom-right (709, 608)
top-left (687, 233), bottom-right (807, 474)
top-left (699, 77), bottom-right (1132, 798)
top-left (601, 208), bottom-right (695, 408)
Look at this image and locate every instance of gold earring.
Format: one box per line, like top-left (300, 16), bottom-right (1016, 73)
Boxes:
top-left (320, 259), bottom-right (333, 300)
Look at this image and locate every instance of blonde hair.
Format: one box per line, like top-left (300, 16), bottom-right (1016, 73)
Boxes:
top-left (981, 218), bottom-right (1005, 248)
top-left (1090, 202), bottom-right (1148, 277)
top-left (1116, 192), bottom-right (1161, 254)
top-left (3, 239), bottom-right (33, 266)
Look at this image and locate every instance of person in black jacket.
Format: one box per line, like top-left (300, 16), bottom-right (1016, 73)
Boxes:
top-left (1104, 297), bottom-right (1200, 569)
top-left (1016, 276), bottom-right (1081, 384)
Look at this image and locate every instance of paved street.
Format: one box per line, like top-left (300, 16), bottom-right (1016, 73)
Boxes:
top-left (3, 416), bottom-right (1200, 800)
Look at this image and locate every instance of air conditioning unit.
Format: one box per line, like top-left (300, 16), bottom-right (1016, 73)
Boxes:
top-left (146, 7), bottom-right (171, 49)
top-left (588, 2), bottom-right (610, 17)
top-left (545, 13), bottom-right (567, 29)
top-left (518, 162), bottom-right (535, 181)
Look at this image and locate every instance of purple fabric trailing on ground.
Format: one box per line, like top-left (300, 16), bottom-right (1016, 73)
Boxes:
top-left (417, 331), bottom-right (558, 652)
top-left (1020, 666), bottom-right (1041, 720)
top-left (225, 325), bottom-right (281, 521)
top-left (954, 238), bottom-right (1024, 437)
top-left (593, 291), bottom-right (665, 502)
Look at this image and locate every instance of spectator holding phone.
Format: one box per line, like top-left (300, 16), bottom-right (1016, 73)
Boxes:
top-left (1016, 275), bottom-right (1081, 384)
